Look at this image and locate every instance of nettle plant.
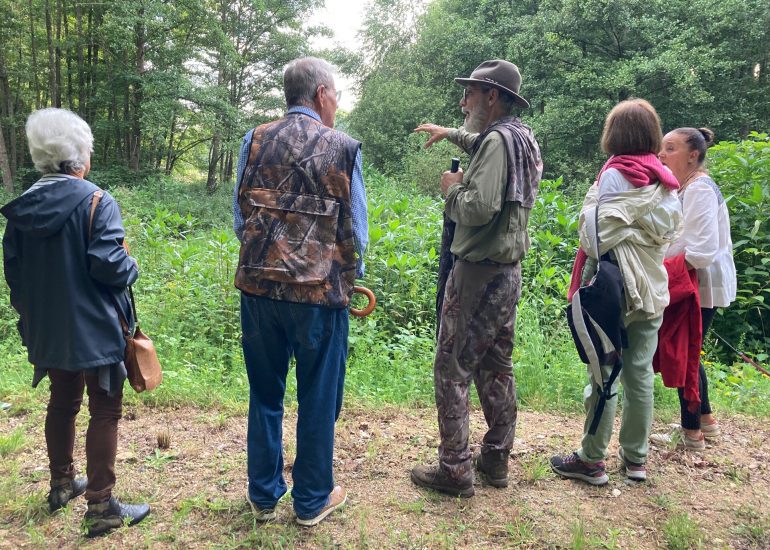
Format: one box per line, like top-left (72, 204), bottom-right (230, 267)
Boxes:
top-left (709, 132), bottom-right (770, 361)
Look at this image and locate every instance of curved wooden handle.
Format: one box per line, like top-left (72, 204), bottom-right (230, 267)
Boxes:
top-left (350, 286), bottom-right (376, 317)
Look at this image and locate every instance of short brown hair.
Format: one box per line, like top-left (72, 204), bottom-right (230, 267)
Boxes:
top-left (600, 99), bottom-right (662, 156)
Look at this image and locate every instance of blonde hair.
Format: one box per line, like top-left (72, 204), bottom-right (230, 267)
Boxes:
top-left (600, 99), bottom-right (662, 156)
top-left (26, 108), bottom-right (94, 174)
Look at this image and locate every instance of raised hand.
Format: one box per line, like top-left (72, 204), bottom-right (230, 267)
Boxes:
top-left (413, 123), bottom-right (450, 149)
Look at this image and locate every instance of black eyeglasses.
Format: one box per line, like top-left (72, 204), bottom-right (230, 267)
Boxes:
top-left (462, 86), bottom-right (491, 101)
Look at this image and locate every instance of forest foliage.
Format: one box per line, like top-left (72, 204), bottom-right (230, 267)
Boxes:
top-left (348, 0), bottom-right (770, 183)
top-left (0, 0), bottom-right (332, 192)
top-left (0, 1), bottom-right (768, 405)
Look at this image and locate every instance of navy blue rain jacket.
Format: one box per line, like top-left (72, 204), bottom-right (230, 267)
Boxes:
top-left (1, 177), bottom-right (138, 371)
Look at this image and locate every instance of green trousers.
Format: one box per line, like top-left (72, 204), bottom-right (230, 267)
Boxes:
top-left (578, 315), bottom-right (663, 464)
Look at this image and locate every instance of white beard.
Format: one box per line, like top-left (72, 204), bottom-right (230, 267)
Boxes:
top-left (463, 106), bottom-right (488, 134)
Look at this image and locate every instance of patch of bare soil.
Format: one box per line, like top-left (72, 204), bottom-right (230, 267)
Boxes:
top-left (1, 403), bottom-right (769, 549)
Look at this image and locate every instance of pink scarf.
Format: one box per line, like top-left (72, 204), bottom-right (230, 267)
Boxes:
top-left (600, 153), bottom-right (679, 190)
top-left (567, 153), bottom-right (679, 301)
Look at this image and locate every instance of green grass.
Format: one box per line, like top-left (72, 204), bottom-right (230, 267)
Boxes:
top-left (1, 173), bottom-right (769, 418)
top-left (662, 512), bottom-right (705, 550)
top-left (0, 427), bottom-right (26, 458)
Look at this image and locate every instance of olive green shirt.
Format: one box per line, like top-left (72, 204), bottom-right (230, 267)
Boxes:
top-left (445, 126), bottom-right (531, 264)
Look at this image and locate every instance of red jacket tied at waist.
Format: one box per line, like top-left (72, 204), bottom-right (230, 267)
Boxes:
top-left (653, 255), bottom-right (702, 412)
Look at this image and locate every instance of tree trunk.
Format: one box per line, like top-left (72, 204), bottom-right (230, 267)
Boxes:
top-left (206, 133), bottom-right (221, 193)
top-left (0, 51), bottom-right (17, 180)
top-left (45, 0), bottom-right (59, 106)
top-left (76, 3), bottom-right (84, 113)
top-left (0, 119), bottom-right (14, 192)
top-left (63, 0), bottom-right (73, 109)
top-left (28, 0), bottom-right (41, 109)
top-left (54, 0), bottom-right (63, 107)
top-left (129, 9), bottom-right (146, 171)
top-left (165, 113), bottom-right (176, 175)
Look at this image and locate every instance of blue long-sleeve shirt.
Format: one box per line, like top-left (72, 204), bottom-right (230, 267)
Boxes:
top-left (233, 106), bottom-right (368, 277)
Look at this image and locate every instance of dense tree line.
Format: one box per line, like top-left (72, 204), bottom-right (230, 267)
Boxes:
top-left (0, 0), bottom-right (325, 192)
top-left (2, 0), bottom-right (767, 192)
top-left (349, 0), bottom-right (770, 183)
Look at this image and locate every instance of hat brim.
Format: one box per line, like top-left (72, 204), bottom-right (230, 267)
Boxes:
top-left (455, 77), bottom-right (530, 109)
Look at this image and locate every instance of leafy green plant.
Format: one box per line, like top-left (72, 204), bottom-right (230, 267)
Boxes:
top-left (709, 132), bottom-right (770, 360)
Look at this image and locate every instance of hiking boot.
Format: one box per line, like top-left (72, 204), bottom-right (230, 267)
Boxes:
top-left (410, 464), bottom-right (475, 498)
top-left (83, 497), bottom-right (150, 537)
top-left (246, 494), bottom-right (276, 521)
top-left (701, 421), bottom-right (721, 441)
top-left (48, 477), bottom-right (87, 512)
top-left (650, 429), bottom-right (706, 451)
top-left (474, 448), bottom-right (509, 488)
top-left (550, 452), bottom-right (609, 486)
top-left (295, 486), bottom-right (347, 527)
top-left (617, 448), bottom-right (646, 481)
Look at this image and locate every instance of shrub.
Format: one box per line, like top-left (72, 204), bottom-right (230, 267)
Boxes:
top-left (708, 132), bottom-right (770, 361)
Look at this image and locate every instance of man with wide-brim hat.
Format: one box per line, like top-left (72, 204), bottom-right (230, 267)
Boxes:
top-left (411, 60), bottom-right (542, 497)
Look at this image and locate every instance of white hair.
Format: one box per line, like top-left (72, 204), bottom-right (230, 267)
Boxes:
top-left (26, 108), bottom-right (94, 174)
top-left (283, 57), bottom-right (336, 107)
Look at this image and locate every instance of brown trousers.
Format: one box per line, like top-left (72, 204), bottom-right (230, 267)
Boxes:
top-left (46, 369), bottom-right (123, 503)
top-left (434, 260), bottom-right (521, 481)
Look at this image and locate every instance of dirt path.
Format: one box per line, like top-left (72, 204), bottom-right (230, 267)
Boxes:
top-left (1, 403), bottom-right (768, 549)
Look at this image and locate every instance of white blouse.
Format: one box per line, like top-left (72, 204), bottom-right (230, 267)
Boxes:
top-left (666, 175), bottom-right (737, 308)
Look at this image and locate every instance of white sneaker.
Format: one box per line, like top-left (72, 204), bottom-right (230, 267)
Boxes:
top-left (247, 494), bottom-right (277, 521)
top-left (650, 428), bottom-right (706, 451)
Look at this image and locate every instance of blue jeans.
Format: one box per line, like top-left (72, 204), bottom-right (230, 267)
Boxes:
top-left (241, 293), bottom-right (348, 519)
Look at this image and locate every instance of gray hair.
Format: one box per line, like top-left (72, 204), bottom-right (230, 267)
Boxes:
top-left (26, 108), bottom-right (94, 174)
top-left (283, 57), bottom-right (336, 108)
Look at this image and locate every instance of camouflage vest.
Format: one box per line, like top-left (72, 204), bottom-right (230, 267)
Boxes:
top-left (235, 112), bottom-right (360, 308)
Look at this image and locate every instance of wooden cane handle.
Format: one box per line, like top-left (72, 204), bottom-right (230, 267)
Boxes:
top-left (350, 286), bottom-right (376, 317)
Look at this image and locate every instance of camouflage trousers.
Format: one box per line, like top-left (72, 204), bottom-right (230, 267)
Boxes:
top-left (434, 259), bottom-right (521, 481)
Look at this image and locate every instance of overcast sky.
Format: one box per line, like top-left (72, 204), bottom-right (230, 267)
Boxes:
top-left (308, 0), bottom-right (367, 110)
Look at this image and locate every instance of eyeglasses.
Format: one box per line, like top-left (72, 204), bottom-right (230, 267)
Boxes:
top-left (462, 86), bottom-right (491, 101)
top-left (316, 84), bottom-right (342, 103)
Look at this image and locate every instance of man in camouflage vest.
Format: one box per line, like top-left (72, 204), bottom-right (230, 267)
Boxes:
top-left (232, 57), bottom-right (368, 525)
top-left (411, 60), bottom-right (542, 497)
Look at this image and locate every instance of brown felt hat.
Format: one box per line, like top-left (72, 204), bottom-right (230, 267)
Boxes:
top-left (455, 60), bottom-right (530, 108)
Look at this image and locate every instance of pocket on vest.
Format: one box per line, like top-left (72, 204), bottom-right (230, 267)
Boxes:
top-left (241, 188), bottom-right (340, 285)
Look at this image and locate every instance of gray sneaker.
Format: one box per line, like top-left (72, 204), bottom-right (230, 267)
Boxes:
top-left (617, 448), bottom-right (646, 481)
top-left (550, 452), bottom-right (609, 486)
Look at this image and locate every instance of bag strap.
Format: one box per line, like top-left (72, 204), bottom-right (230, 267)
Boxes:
top-left (88, 190), bottom-right (139, 332)
top-left (88, 190), bottom-right (104, 241)
top-left (593, 197), bottom-right (602, 273)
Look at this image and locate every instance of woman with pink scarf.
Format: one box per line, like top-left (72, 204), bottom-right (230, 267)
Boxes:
top-left (551, 99), bottom-right (682, 486)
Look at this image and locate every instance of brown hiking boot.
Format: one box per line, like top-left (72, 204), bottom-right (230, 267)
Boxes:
top-left (410, 464), bottom-right (474, 498)
top-left (474, 448), bottom-right (509, 488)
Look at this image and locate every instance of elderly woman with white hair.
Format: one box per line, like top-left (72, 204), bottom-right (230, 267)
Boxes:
top-left (1, 108), bottom-right (149, 536)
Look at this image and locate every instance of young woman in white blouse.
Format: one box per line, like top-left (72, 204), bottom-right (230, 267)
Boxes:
top-left (655, 127), bottom-right (737, 450)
